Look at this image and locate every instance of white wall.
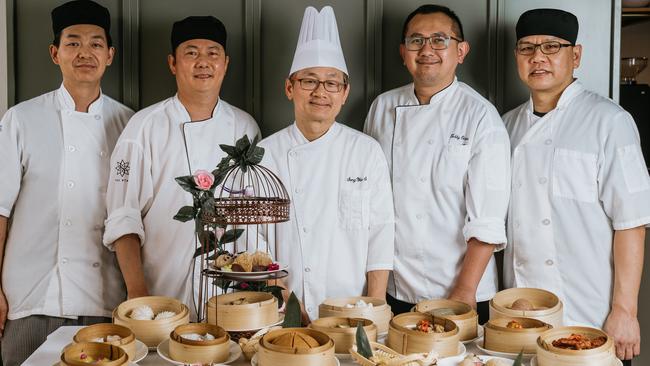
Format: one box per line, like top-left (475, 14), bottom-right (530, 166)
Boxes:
top-left (0, 0), bottom-right (7, 116)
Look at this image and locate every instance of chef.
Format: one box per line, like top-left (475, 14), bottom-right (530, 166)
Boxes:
top-left (364, 4), bottom-right (510, 322)
top-left (103, 16), bottom-right (260, 309)
top-left (504, 8), bottom-right (650, 364)
top-left (0, 1), bottom-right (133, 364)
top-left (259, 6), bottom-right (395, 322)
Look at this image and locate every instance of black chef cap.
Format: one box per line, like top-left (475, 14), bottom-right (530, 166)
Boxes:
top-left (51, 0), bottom-right (111, 46)
top-left (171, 16), bottom-right (227, 54)
top-left (516, 8), bottom-right (578, 44)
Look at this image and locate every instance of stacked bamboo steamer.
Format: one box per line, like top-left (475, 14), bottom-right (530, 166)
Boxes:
top-left (483, 317), bottom-right (552, 354)
top-left (113, 296), bottom-right (190, 347)
top-left (73, 324), bottom-right (136, 361)
top-left (59, 342), bottom-right (128, 366)
top-left (168, 323), bottom-right (231, 364)
top-left (490, 288), bottom-right (563, 327)
top-left (257, 327), bottom-right (336, 366)
top-left (386, 312), bottom-right (460, 357)
top-left (414, 299), bottom-right (478, 342)
top-left (536, 326), bottom-right (616, 366)
top-left (207, 291), bottom-right (279, 330)
top-left (319, 296), bottom-right (392, 334)
top-left (309, 317), bottom-right (377, 354)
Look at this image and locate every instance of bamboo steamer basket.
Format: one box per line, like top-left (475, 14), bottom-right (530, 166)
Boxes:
top-left (207, 291), bottom-right (278, 330)
top-left (415, 299), bottom-right (478, 341)
top-left (112, 296), bottom-right (190, 347)
top-left (168, 323), bottom-right (230, 364)
top-left (536, 326), bottom-right (616, 366)
top-left (309, 317), bottom-right (378, 354)
top-left (258, 327), bottom-right (336, 366)
top-left (319, 297), bottom-right (392, 334)
top-left (73, 323), bottom-right (136, 361)
top-left (490, 288), bottom-right (563, 327)
top-left (483, 317), bottom-right (552, 354)
top-left (350, 342), bottom-right (439, 366)
top-left (387, 312), bottom-right (460, 357)
top-left (60, 342), bottom-right (128, 366)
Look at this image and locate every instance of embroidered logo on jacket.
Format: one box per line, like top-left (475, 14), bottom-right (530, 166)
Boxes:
top-left (347, 176), bottom-right (368, 183)
top-left (449, 133), bottom-right (469, 145)
top-left (115, 160), bottom-right (130, 179)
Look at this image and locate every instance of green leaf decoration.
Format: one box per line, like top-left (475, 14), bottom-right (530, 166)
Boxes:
top-left (175, 176), bottom-right (198, 194)
top-left (512, 350), bottom-right (524, 366)
top-left (355, 321), bottom-right (373, 359)
top-left (282, 292), bottom-right (302, 328)
top-left (219, 145), bottom-right (238, 157)
top-left (173, 206), bottom-right (195, 222)
top-left (219, 228), bottom-right (244, 245)
top-left (235, 136), bottom-right (251, 152)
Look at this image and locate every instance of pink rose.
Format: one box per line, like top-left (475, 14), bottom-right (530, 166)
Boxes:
top-left (193, 170), bottom-right (214, 190)
top-left (215, 227), bottom-right (225, 241)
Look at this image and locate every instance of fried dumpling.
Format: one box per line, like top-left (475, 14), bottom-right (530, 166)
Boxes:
top-left (215, 253), bottom-right (234, 268)
top-left (231, 252), bottom-right (253, 272)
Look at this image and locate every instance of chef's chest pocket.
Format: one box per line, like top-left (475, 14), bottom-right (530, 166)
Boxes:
top-left (436, 145), bottom-right (471, 191)
top-left (552, 148), bottom-right (598, 203)
top-left (338, 188), bottom-right (371, 230)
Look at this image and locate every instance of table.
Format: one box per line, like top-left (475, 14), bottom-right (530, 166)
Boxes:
top-left (22, 326), bottom-right (528, 366)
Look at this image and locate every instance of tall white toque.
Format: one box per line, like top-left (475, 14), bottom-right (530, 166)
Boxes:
top-left (289, 6), bottom-right (348, 76)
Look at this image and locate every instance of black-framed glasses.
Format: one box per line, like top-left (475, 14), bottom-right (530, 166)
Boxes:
top-left (404, 34), bottom-right (463, 51)
top-left (293, 78), bottom-right (347, 93)
top-left (516, 41), bottom-right (573, 55)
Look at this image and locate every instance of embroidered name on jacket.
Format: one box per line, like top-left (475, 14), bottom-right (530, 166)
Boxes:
top-left (347, 176), bottom-right (368, 183)
top-left (114, 159), bottom-right (130, 182)
top-left (449, 133), bottom-right (469, 145)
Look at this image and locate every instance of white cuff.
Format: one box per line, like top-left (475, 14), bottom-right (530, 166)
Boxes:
top-left (103, 207), bottom-right (145, 251)
top-left (462, 217), bottom-right (507, 250)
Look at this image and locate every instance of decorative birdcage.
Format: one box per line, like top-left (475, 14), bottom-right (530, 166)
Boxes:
top-left (180, 136), bottom-right (290, 340)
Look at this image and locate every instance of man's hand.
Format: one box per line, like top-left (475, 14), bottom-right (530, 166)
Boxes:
top-left (604, 304), bottom-right (640, 360)
top-left (448, 286), bottom-right (477, 309)
top-left (0, 288), bottom-right (7, 338)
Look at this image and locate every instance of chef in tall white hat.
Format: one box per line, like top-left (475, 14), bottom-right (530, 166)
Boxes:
top-left (259, 6), bottom-right (395, 322)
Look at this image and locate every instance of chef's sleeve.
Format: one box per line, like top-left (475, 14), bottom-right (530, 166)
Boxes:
top-left (0, 110), bottom-right (22, 218)
top-left (366, 145), bottom-right (395, 272)
top-left (103, 139), bottom-right (154, 250)
top-left (599, 111), bottom-right (650, 230)
top-left (462, 114), bottom-right (511, 249)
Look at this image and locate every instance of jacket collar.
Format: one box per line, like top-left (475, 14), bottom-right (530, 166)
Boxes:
top-left (172, 94), bottom-right (222, 123)
top-left (56, 83), bottom-right (104, 114)
top-left (403, 77), bottom-right (459, 107)
top-left (525, 79), bottom-right (584, 116)
top-left (289, 121), bottom-right (341, 149)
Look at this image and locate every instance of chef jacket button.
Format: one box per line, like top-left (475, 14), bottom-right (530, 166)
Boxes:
top-left (542, 218), bottom-right (551, 226)
top-left (67, 145), bottom-right (76, 152)
top-left (61, 258), bottom-right (69, 264)
top-left (427, 139), bottom-right (433, 145)
top-left (289, 151), bottom-right (297, 157)
top-left (416, 213), bottom-right (423, 220)
top-left (545, 259), bottom-right (554, 266)
top-left (514, 221), bottom-right (521, 228)
top-left (295, 188), bottom-right (302, 194)
top-left (545, 139), bottom-right (552, 145)
top-left (420, 177), bottom-right (426, 183)
top-left (516, 261), bottom-right (524, 268)
top-left (92, 262), bottom-right (100, 268)
top-left (517, 180), bottom-right (523, 188)
top-left (539, 177), bottom-right (548, 184)
top-left (307, 306), bottom-right (314, 313)
top-left (303, 227), bottom-right (309, 233)
top-left (66, 181), bottom-right (75, 189)
top-left (64, 219), bottom-right (72, 226)
top-left (94, 115), bottom-right (101, 120)
top-left (304, 267), bottom-right (311, 272)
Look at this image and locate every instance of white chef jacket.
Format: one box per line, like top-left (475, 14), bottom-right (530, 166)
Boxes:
top-left (364, 80), bottom-right (511, 304)
top-left (103, 96), bottom-right (260, 306)
top-left (258, 122), bottom-right (395, 320)
top-left (0, 84), bottom-right (132, 320)
top-left (503, 80), bottom-right (650, 328)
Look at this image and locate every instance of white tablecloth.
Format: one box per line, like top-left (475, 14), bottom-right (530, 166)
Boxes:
top-left (22, 325), bottom-right (528, 366)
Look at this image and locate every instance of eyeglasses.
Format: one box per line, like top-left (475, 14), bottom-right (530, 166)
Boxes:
top-left (293, 78), bottom-right (347, 93)
top-left (516, 41), bottom-right (573, 55)
top-left (404, 34), bottom-right (463, 51)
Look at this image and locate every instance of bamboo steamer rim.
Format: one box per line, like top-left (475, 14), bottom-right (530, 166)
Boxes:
top-left (114, 296), bottom-right (189, 323)
top-left (261, 327), bottom-right (334, 354)
top-left (170, 323), bottom-right (229, 346)
top-left (390, 312), bottom-right (458, 337)
top-left (73, 323), bottom-right (135, 345)
top-left (491, 288), bottom-right (561, 316)
top-left (319, 296), bottom-right (388, 311)
top-left (537, 326), bottom-right (613, 356)
top-left (61, 342), bottom-right (128, 366)
top-left (309, 317), bottom-right (376, 334)
top-left (414, 299), bottom-right (477, 320)
top-left (485, 317), bottom-right (553, 333)
top-left (210, 291), bottom-right (277, 308)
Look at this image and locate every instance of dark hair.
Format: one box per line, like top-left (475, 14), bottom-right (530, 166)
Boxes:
top-left (52, 31), bottom-right (113, 48)
top-left (401, 4), bottom-right (465, 42)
